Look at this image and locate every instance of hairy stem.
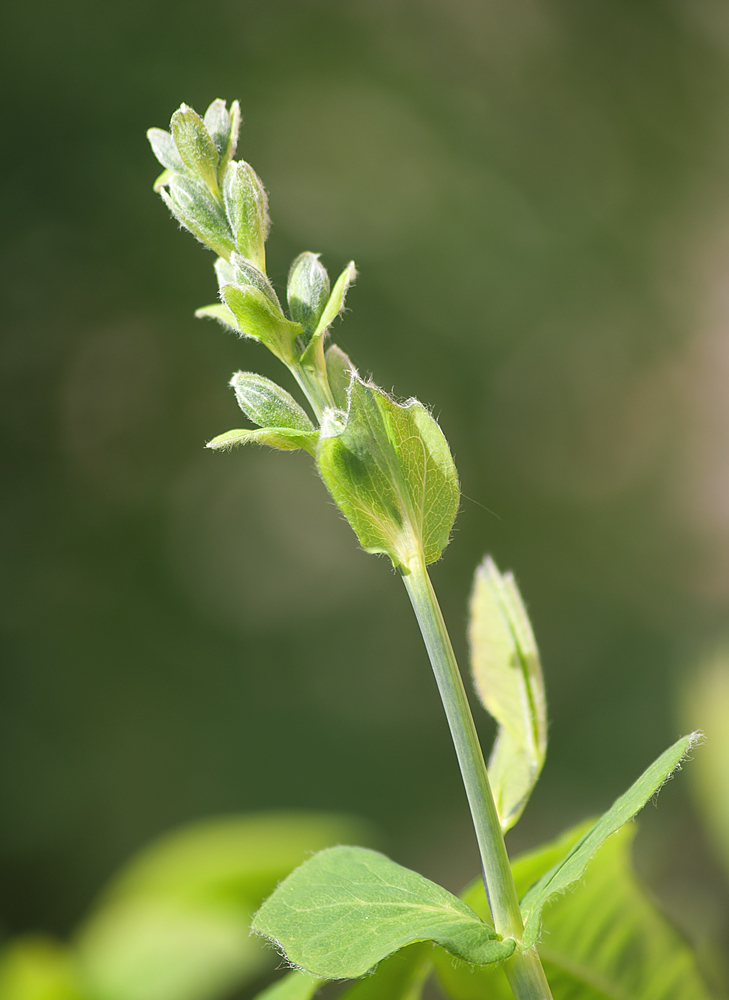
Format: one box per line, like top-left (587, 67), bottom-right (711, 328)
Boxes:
top-left (401, 556), bottom-right (553, 999)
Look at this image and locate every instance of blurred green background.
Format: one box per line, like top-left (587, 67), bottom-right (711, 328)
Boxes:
top-left (2, 0), bottom-right (729, 974)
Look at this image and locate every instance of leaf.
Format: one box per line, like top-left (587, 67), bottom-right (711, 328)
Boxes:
top-left (434, 820), bottom-right (709, 1000)
top-left (468, 557), bottom-right (547, 833)
top-left (433, 824), bottom-right (589, 1000)
top-left (287, 252), bottom-right (331, 338)
top-left (147, 128), bottom-right (187, 173)
top-left (194, 304), bottom-right (239, 331)
top-left (325, 344), bottom-right (356, 410)
top-left (253, 971), bottom-right (322, 1000)
top-left (0, 936), bottom-right (84, 1000)
top-left (230, 373), bottom-right (315, 432)
top-left (221, 285), bottom-right (301, 363)
top-left (76, 899), bottom-right (266, 1000)
top-left (314, 261), bottom-right (356, 339)
top-left (537, 824), bottom-right (711, 1000)
top-left (338, 943), bottom-right (432, 1000)
top-left (206, 427), bottom-right (318, 455)
top-left (520, 733), bottom-right (701, 948)
top-left (223, 160), bottom-right (269, 271)
top-left (76, 813), bottom-right (369, 1000)
top-left (170, 104), bottom-right (220, 197)
top-left (162, 175), bottom-right (235, 258)
top-left (316, 376), bottom-right (459, 568)
top-left (203, 99), bottom-right (232, 163)
top-left (251, 846), bottom-right (514, 980)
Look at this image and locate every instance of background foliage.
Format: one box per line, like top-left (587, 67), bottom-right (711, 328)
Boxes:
top-left (2, 0), bottom-right (729, 984)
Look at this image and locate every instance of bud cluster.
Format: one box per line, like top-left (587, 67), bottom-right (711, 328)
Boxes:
top-left (149, 100), bottom-right (459, 570)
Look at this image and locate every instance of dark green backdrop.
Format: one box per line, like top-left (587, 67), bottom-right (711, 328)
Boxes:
top-left (1, 0), bottom-right (728, 965)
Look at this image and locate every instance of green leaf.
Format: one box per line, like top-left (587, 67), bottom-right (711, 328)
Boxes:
top-left (468, 557), bottom-right (547, 833)
top-left (230, 373), bottom-right (315, 432)
top-left (314, 261), bottom-right (356, 339)
top-left (520, 733), bottom-right (701, 948)
top-left (76, 813), bottom-right (369, 1000)
top-left (316, 376), bottom-right (459, 568)
top-left (223, 161), bottom-right (269, 271)
top-left (338, 943), bottom-right (432, 1000)
top-left (0, 937), bottom-right (84, 1000)
top-left (170, 104), bottom-right (220, 197)
top-left (207, 427), bottom-right (318, 455)
top-left (287, 252), bottom-right (331, 338)
top-left (162, 175), bottom-right (235, 258)
top-left (222, 285), bottom-right (301, 363)
top-left (253, 971), bottom-right (322, 1000)
top-left (251, 846), bottom-right (514, 980)
top-left (537, 824), bottom-right (711, 1000)
top-left (325, 344), bottom-right (356, 410)
top-left (194, 304), bottom-right (239, 331)
top-left (434, 820), bottom-right (709, 1000)
top-left (147, 128), bottom-right (186, 173)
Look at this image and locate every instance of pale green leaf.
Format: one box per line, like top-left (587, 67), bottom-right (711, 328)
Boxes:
top-left (254, 971), bottom-right (322, 1000)
top-left (203, 100), bottom-right (232, 163)
top-left (681, 648), bottom-right (729, 877)
top-left (207, 427), bottom-right (318, 455)
top-left (316, 376), bottom-right (459, 568)
top-left (147, 128), bottom-right (186, 173)
top-left (325, 344), bottom-right (356, 410)
top-left (76, 814), bottom-right (369, 1000)
top-left (170, 105), bottom-right (220, 197)
top-left (230, 372), bottom-right (315, 432)
top-left (0, 936), bottom-right (84, 1000)
top-left (252, 846), bottom-right (514, 980)
top-left (287, 252), bottom-right (330, 338)
top-left (338, 943), bottom-right (431, 1000)
top-left (76, 900), bottom-right (265, 1000)
top-left (521, 733), bottom-right (701, 948)
top-left (434, 820), bottom-right (709, 1000)
top-left (222, 285), bottom-right (301, 363)
top-left (469, 557), bottom-right (546, 833)
top-left (194, 304), bottom-right (239, 331)
top-left (223, 161), bottom-right (269, 271)
top-left (162, 176), bottom-right (235, 259)
top-left (153, 168), bottom-right (173, 193)
top-left (313, 261), bottom-right (356, 339)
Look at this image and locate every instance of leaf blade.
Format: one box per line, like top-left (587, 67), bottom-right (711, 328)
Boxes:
top-left (252, 846), bottom-right (514, 980)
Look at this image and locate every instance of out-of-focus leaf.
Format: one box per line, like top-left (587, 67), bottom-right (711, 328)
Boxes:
top-left (170, 105), bottom-right (220, 197)
top-left (468, 556), bottom-right (546, 833)
top-left (162, 175), bottom-right (234, 258)
top-left (316, 376), bottom-right (459, 569)
top-left (222, 285), bottom-right (301, 363)
top-left (338, 943), bottom-right (431, 1000)
top-left (325, 344), bottom-right (356, 409)
top-left (76, 900), bottom-right (265, 1000)
top-left (223, 161), bottom-right (269, 270)
top-left (287, 253), bottom-right (330, 338)
top-left (206, 427), bottom-right (318, 455)
top-left (203, 100), bottom-right (232, 164)
top-left (75, 814), bottom-right (369, 1000)
top-left (682, 648), bottom-right (729, 875)
top-left (253, 971), bottom-right (322, 1000)
top-left (230, 373), bottom-right (314, 431)
top-left (521, 733), bottom-right (701, 948)
top-left (0, 937), bottom-right (84, 1000)
top-left (435, 821), bottom-right (709, 1000)
top-left (252, 846), bottom-right (514, 980)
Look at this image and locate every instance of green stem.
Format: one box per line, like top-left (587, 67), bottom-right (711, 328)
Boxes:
top-left (401, 556), bottom-right (553, 1000)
